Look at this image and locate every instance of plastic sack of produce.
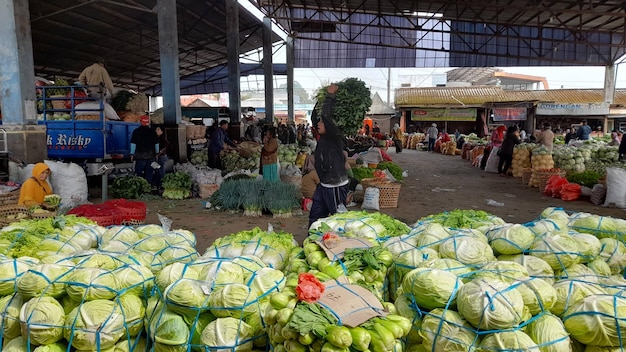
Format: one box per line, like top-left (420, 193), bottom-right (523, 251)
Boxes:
top-left (543, 174), bottom-right (568, 197)
top-left (308, 210), bottom-right (410, 243)
top-left (560, 183), bottom-right (582, 201)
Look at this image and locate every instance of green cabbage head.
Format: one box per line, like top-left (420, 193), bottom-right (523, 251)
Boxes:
top-left (17, 263), bottom-right (71, 299)
top-left (200, 317), bottom-right (254, 351)
top-left (487, 224), bottom-right (536, 255)
top-left (457, 278), bottom-right (525, 330)
top-left (2, 336), bottom-right (29, 352)
top-left (64, 299), bottom-right (126, 350)
top-left (514, 276), bottom-right (557, 315)
top-left (438, 235), bottom-right (495, 266)
top-left (118, 294), bottom-right (146, 337)
top-left (32, 341), bottom-right (68, 352)
top-left (526, 313), bottom-right (571, 352)
top-left (497, 254), bottom-right (555, 285)
top-left (66, 267), bottom-right (120, 301)
top-left (478, 330), bottom-right (539, 351)
top-left (247, 267), bottom-right (285, 299)
top-left (598, 238), bottom-right (626, 275)
top-left (552, 279), bottom-right (607, 316)
top-left (402, 267), bottom-right (463, 310)
top-left (562, 294), bottom-right (626, 347)
top-left (209, 283), bottom-right (259, 318)
top-left (0, 259), bottom-right (30, 295)
top-left (530, 234), bottom-right (580, 271)
top-left (19, 296), bottom-right (65, 345)
top-left (164, 278), bottom-right (211, 317)
top-left (0, 293), bottom-right (23, 340)
top-left (156, 263), bottom-right (198, 293)
top-left (114, 264), bottom-right (155, 297)
top-left (419, 308), bottom-right (477, 352)
top-left (471, 261), bottom-right (529, 283)
top-left (570, 232), bottom-right (602, 263)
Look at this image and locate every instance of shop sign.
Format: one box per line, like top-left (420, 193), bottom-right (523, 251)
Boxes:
top-left (536, 102), bottom-right (609, 116)
top-left (493, 107), bottom-right (527, 121)
top-left (411, 108), bottom-right (476, 121)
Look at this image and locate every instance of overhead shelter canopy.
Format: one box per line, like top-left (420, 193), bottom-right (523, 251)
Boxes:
top-left (29, 0), bottom-right (283, 94)
top-left (258, 0), bottom-right (626, 68)
top-left (26, 1), bottom-right (626, 96)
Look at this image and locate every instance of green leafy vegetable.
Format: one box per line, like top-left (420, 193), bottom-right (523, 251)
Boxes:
top-left (111, 175), bottom-right (152, 199)
top-left (376, 162), bottom-right (403, 180)
top-left (289, 302), bottom-right (338, 338)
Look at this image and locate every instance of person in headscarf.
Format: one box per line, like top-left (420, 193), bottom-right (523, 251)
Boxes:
top-left (392, 123), bottom-right (403, 153)
top-left (18, 163), bottom-right (53, 206)
top-left (301, 155), bottom-right (320, 199)
top-left (309, 83), bottom-right (349, 227)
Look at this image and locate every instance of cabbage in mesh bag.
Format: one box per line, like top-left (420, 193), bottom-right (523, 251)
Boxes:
top-left (19, 296), bottom-right (65, 345)
top-left (562, 294), bottom-right (626, 347)
top-left (64, 299), bottom-right (126, 350)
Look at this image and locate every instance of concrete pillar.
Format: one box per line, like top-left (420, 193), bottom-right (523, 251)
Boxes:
top-left (157, 0), bottom-right (181, 125)
top-left (263, 17), bottom-right (274, 124)
top-left (286, 36), bottom-right (295, 124)
top-left (0, 0), bottom-right (37, 125)
top-left (156, 0), bottom-right (186, 162)
top-left (226, 0), bottom-right (241, 123)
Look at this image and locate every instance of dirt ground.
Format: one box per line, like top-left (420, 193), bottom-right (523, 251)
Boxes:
top-left (137, 148), bottom-right (626, 253)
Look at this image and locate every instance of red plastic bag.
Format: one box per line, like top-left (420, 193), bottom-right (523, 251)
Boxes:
top-left (65, 90), bottom-right (88, 109)
top-left (561, 183), bottom-right (582, 201)
top-left (544, 175), bottom-right (568, 197)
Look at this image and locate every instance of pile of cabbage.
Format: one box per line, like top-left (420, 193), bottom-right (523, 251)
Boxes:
top-left (309, 211), bottom-right (411, 243)
top-left (0, 219), bottom-right (200, 351)
top-left (384, 207), bottom-right (626, 351)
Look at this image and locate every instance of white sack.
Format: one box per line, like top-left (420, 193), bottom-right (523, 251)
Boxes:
top-left (74, 102), bottom-right (121, 120)
top-left (44, 160), bottom-right (89, 206)
top-left (603, 167), bottom-right (626, 208)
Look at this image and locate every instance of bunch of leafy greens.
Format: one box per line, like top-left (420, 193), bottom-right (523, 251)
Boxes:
top-left (288, 302), bottom-right (338, 338)
top-left (111, 175), bottom-right (152, 199)
top-left (377, 162), bottom-right (403, 180)
top-left (351, 167), bottom-right (375, 182)
top-left (0, 215), bottom-right (94, 258)
top-left (566, 170), bottom-right (602, 186)
top-left (315, 78), bottom-right (372, 136)
top-left (419, 209), bottom-right (500, 229)
top-left (162, 171), bottom-right (192, 200)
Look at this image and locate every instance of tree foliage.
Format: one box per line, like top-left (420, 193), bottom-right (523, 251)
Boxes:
top-left (315, 78), bottom-right (372, 136)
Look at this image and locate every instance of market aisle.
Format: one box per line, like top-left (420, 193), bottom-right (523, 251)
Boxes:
top-left (143, 147), bottom-right (626, 251)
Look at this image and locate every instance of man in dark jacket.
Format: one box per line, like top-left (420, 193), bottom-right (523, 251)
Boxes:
top-left (309, 84), bottom-right (349, 227)
top-left (208, 120), bottom-right (237, 169)
top-left (130, 115), bottom-right (159, 186)
top-left (497, 125), bottom-right (521, 176)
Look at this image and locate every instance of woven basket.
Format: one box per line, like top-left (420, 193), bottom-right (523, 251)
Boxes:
top-left (361, 178), bottom-right (401, 208)
top-left (0, 205), bottom-right (30, 227)
top-left (535, 170), bottom-right (567, 193)
top-left (114, 201), bottom-right (147, 223)
top-left (85, 214), bottom-right (117, 227)
top-left (522, 168), bottom-right (533, 186)
top-left (30, 209), bottom-right (57, 220)
top-left (0, 189), bottom-right (19, 206)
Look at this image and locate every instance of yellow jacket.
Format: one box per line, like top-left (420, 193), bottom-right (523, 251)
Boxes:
top-left (78, 63), bottom-right (115, 96)
top-left (18, 163), bottom-right (52, 206)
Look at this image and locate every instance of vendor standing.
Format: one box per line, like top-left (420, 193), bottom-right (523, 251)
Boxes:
top-left (18, 163), bottom-right (52, 206)
top-left (78, 57), bottom-right (115, 100)
top-left (208, 120), bottom-right (237, 169)
top-left (130, 116), bottom-right (159, 186)
top-left (261, 126), bottom-right (279, 182)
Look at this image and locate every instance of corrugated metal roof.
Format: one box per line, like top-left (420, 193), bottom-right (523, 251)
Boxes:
top-left (395, 87), bottom-right (626, 108)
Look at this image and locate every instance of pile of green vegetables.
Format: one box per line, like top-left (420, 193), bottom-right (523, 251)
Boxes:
top-left (210, 178), bottom-right (299, 218)
top-left (1, 206), bottom-right (626, 352)
top-left (351, 162), bottom-right (404, 182)
top-left (162, 171), bottom-right (192, 199)
top-left (111, 175), bottom-right (152, 199)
